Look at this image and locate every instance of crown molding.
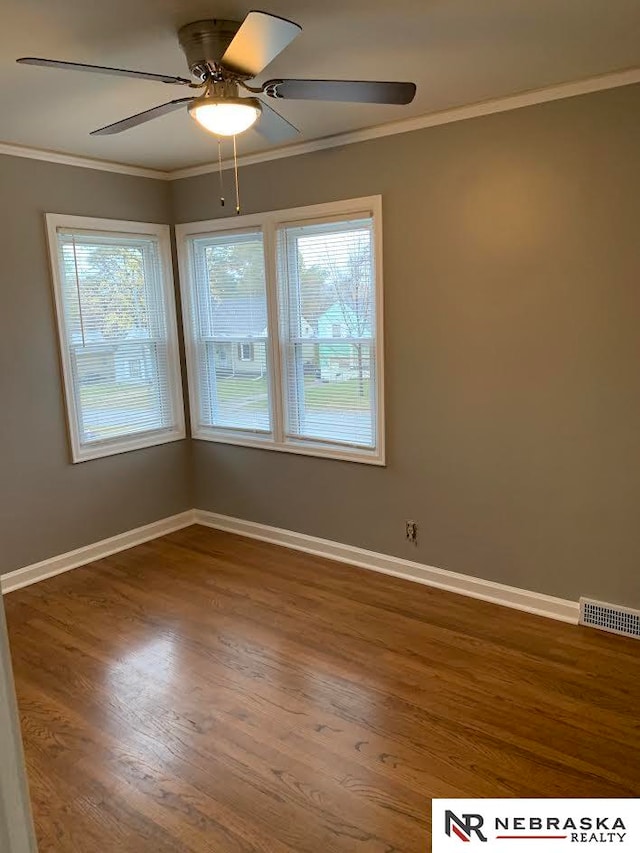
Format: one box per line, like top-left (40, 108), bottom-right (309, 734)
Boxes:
top-left (1, 66), bottom-right (639, 182)
top-left (0, 142), bottom-right (169, 180)
top-left (168, 66), bottom-right (640, 180)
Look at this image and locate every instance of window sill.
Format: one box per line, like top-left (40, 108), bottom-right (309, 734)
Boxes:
top-left (71, 427), bottom-right (187, 463)
top-left (192, 427), bottom-right (385, 466)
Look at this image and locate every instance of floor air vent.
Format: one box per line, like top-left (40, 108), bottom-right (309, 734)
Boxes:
top-left (579, 598), bottom-right (640, 640)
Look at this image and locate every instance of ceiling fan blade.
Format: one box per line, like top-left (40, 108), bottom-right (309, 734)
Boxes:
top-left (90, 98), bottom-right (193, 136)
top-left (262, 79), bottom-right (417, 105)
top-left (16, 57), bottom-right (191, 85)
top-left (254, 100), bottom-right (300, 143)
top-left (221, 11), bottom-right (301, 77)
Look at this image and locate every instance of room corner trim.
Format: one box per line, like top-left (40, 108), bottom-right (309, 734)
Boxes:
top-left (0, 511), bottom-right (197, 594)
top-left (193, 510), bottom-right (580, 624)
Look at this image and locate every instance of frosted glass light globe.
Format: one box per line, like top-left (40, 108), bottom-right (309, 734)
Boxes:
top-left (189, 99), bottom-right (261, 136)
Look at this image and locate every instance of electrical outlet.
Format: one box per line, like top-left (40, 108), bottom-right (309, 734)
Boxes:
top-left (406, 520), bottom-right (418, 544)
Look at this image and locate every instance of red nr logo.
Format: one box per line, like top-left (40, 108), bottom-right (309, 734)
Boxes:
top-left (445, 810), bottom-right (488, 842)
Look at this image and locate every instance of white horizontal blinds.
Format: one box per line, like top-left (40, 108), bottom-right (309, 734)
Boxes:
top-left (278, 216), bottom-right (376, 448)
top-left (187, 229), bottom-right (271, 433)
top-left (57, 229), bottom-right (178, 448)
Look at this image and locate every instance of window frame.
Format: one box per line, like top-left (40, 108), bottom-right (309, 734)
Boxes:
top-left (45, 214), bottom-right (186, 463)
top-left (237, 343), bottom-right (255, 361)
top-left (176, 196), bottom-right (385, 466)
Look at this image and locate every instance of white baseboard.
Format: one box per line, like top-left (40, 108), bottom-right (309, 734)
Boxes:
top-left (194, 510), bottom-right (580, 624)
top-left (1, 506), bottom-right (579, 625)
top-left (1, 510), bottom-right (197, 594)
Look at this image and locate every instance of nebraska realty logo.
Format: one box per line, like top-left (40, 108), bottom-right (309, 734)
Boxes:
top-left (432, 800), bottom-right (640, 852)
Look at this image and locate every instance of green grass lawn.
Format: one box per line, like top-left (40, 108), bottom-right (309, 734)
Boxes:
top-left (216, 376), bottom-right (268, 401)
top-left (304, 379), bottom-right (371, 409)
top-left (79, 375), bottom-right (371, 417)
top-left (80, 383), bottom-right (154, 411)
top-left (216, 376), bottom-right (370, 410)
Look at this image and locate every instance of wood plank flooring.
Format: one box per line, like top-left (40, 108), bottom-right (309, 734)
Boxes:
top-left (4, 524), bottom-right (640, 852)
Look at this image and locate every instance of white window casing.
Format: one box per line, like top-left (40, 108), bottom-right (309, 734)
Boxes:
top-left (176, 196), bottom-right (385, 465)
top-left (46, 214), bottom-right (186, 462)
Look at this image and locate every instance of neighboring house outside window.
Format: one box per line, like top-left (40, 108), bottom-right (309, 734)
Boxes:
top-left (321, 306), bottom-right (369, 381)
top-left (207, 297), bottom-right (267, 379)
top-left (177, 197), bottom-right (384, 465)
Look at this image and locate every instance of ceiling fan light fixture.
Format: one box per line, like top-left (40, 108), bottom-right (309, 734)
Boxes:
top-left (18, 13), bottom-right (417, 143)
top-left (188, 97), bottom-right (261, 136)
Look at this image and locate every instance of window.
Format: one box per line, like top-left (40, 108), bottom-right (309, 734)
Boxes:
top-left (128, 358), bottom-right (143, 379)
top-left (181, 228), bottom-right (271, 433)
top-left (177, 197), bottom-right (384, 464)
top-left (238, 343), bottom-right (255, 361)
top-left (46, 214), bottom-right (185, 462)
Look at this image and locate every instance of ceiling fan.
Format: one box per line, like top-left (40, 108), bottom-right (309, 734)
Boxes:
top-left (16, 11), bottom-right (417, 142)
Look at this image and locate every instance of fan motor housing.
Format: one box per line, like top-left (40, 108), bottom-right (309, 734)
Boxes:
top-left (178, 19), bottom-right (242, 81)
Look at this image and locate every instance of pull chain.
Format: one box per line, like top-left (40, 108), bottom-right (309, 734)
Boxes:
top-left (233, 135), bottom-right (241, 215)
top-left (217, 138), bottom-right (225, 207)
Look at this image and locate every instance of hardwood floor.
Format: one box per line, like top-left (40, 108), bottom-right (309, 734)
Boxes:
top-left (5, 524), bottom-right (640, 852)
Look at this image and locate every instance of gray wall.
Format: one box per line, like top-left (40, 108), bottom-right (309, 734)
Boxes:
top-left (2, 85), bottom-right (638, 608)
top-left (172, 83), bottom-right (640, 608)
top-left (0, 156), bottom-right (190, 574)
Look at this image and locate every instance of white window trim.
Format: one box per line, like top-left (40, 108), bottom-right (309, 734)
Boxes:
top-left (176, 196), bottom-right (385, 466)
top-left (45, 214), bottom-right (186, 463)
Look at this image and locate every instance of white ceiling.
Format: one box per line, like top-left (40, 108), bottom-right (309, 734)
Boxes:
top-left (2, 0), bottom-right (639, 172)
